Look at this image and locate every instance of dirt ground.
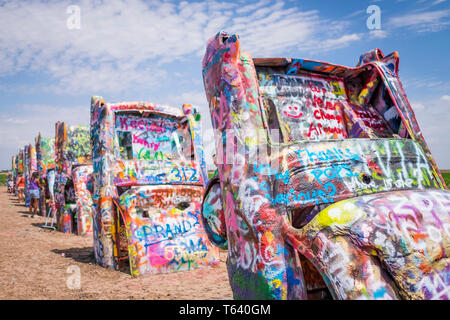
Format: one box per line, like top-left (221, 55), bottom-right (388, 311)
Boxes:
top-left (0, 186), bottom-right (233, 300)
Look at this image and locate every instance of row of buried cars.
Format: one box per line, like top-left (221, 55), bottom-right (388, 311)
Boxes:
top-left (10, 32), bottom-right (450, 300)
top-left (11, 99), bottom-right (218, 276)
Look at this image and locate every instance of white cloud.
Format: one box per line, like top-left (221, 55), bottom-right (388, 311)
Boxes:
top-left (402, 76), bottom-right (450, 91)
top-left (441, 95), bottom-right (450, 101)
top-left (0, 104), bottom-right (89, 157)
top-left (388, 9), bottom-right (450, 32)
top-left (0, 0), bottom-right (363, 95)
top-left (344, 9), bottom-right (366, 18)
top-left (432, 0), bottom-right (447, 6)
top-left (411, 102), bottom-right (426, 110)
top-left (369, 29), bottom-right (389, 39)
top-left (308, 33), bottom-right (362, 52)
top-left (412, 97), bottom-right (450, 169)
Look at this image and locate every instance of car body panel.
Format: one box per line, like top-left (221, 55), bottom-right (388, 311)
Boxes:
top-left (90, 96), bottom-right (218, 276)
top-left (54, 122), bottom-right (93, 235)
top-left (35, 134), bottom-right (56, 216)
top-left (73, 165), bottom-right (94, 236)
top-left (118, 185), bottom-right (219, 276)
top-left (285, 189), bottom-right (450, 299)
top-left (14, 150), bottom-right (24, 196)
top-left (24, 143), bottom-right (37, 208)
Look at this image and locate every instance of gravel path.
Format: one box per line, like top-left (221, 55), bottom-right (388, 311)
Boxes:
top-left (0, 187), bottom-right (232, 300)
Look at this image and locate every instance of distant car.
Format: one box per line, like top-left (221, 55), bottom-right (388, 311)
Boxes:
top-left (11, 155), bottom-right (17, 194)
top-left (14, 150), bottom-right (24, 196)
top-left (54, 122), bottom-right (93, 236)
top-left (23, 143), bottom-right (37, 208)
top-left (35, 133), bottom-right (56, 217)
top-left (90, 96), bottom-right (218, 276)
top-left (201, 31), bottom-right (449, 300)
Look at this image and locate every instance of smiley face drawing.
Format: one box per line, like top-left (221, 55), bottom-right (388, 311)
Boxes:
top-left (283, 105), bottom-right (303, 119)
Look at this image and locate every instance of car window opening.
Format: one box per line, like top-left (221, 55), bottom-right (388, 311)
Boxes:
top-left (115, 111), bottom-right (194, 162)
top-left (257, 67), bottom-right (409, 143)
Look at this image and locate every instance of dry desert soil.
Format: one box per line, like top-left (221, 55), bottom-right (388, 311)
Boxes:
top-left (0, 186), bottom-right (232, 300)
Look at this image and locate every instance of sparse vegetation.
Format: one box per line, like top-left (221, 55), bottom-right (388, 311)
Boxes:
top-left (0, 173), bottom-right (7, 186)
top-left (208, 170), bottom-right (217, 179)
top-left (441, 172), bottom-right (450, 188)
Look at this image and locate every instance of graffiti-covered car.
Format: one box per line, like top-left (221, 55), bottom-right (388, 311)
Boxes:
top-left (36, 133), bottom-right (56, 217)
top-left (54, 122), bottom-right (94, 236)
top-left (14, 150), bottom-right (24, 197)
top-left (11, 155), bottom-right (17, 195)
top-left (90, 96), bottom-right (219, 277)
top-left (201, 31), bottom-right (449, 300)
top-left (24, 143), bottom-right (37, 208)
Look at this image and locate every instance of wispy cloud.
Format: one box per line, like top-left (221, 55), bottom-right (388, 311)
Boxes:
top-left (344, 9), bottom-right (366, 18)
top-left (388, 9), bottom-right (450, 32)
top-left (302, 33), bottom-right (362, 52)
top-left (402, 76), bottom-right (450, 91)
top-left (432, 0), bottom-right (447, 6)
top-left (0, 104), bottom-right (89, 154)
top-left (0, 0), bottom-right (364, 95)
top-left (412, 96), bottom-right (450, 169)
top-left (369, 29), bottom-right (389, 39)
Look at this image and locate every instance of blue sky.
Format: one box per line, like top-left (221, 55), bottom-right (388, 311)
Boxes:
top-left (1, 0), bottom-right (450, 170)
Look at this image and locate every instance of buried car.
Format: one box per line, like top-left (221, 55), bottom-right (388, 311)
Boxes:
top-left (54, 122), bottom-right (94, 236)
top-left (90, 96), bottom-right (218, 276)
top-left (14, 150), bottom-right (24, 197)
top-left (11, 155), bottom-right (19, 196)
top-left (35, 133), bottom-right (56, 217)
top-left (201, 31), bottom-right (449, 300)
top-left (23, 144), bottom-right (37, 207)
top-left (23, 143), bottom-right (37, 208)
